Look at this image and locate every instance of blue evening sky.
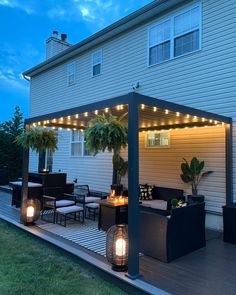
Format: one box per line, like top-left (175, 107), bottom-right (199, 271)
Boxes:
top-left (0, 0), bottom-right (152, 123)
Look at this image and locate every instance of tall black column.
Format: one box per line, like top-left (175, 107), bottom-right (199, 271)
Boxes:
top-left (226, 123), bottom-right (233, 205)
top-left (127, 95), bottom-right (140, 279)
top-left (38, 151), bottom-right (46, 173)
top-left (21, 148), bottom-right (29, 205)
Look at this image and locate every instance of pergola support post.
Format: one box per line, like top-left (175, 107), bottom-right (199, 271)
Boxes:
top-left (20, 123), bottom-right (30, 219)
top-left (226, 123), bottom-right (233, 205)
top-left (126, 94), bottom-right (140, 279)
top-left (21, 148), bottom-right (29, 205)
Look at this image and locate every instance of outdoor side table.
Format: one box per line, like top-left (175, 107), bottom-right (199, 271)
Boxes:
top-left (96, 199), bottom-right (128, 231)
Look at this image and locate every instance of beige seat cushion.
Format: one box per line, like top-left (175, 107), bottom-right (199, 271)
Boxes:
top-left (46, 200), bottom-right (75, 207)
top-left (56, 205), bottom-right (83, 214)
top-left (85, 202), bottom-right (99, 209)
top-left (141, 200), bottom-right (167, 210)
top-left (84, 196), bottom-right (101, 203)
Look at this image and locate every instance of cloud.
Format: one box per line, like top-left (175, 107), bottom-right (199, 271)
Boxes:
top-left (0, 0), bottom-right (34, 14)
top-left (0, 44), bottom-right (42, 94)
top-left (0, 0), bottom-right (153, 31)
top-left (0, 68), bottom-right (28, 92)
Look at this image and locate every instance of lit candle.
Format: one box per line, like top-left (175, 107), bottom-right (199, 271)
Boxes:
top-left (115, 238), bottom-right (126, 256)
top-left (27, 206), bottom-right (34, 218)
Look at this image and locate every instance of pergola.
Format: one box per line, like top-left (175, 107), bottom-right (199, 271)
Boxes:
top-left (22, 92), bottom-right (232, 278)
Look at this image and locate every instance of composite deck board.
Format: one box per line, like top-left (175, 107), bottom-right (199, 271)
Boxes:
top-left (1, 191), bottom-right (236, 295)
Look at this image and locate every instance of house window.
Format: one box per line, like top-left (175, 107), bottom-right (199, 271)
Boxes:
top-left (92, 50), bottom-right (102, 76)
top-left (149, 20), bottom-right (171, 65)
top-left (70, 130), bottom-right (92, 157)
top-left (67, 62), bottom-right (75, 85)
top-left (148, 5), bottom-right (201, 66)
top-left (145, 132), bottom-right (170, 148)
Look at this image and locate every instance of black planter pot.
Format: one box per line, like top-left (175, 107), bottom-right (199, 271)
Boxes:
top-left (110, 184), bottom-right (123, 196)
top-left (223, 204), bottom-right (236, 244)
top-left (188, 195), bottom-right (205, 204)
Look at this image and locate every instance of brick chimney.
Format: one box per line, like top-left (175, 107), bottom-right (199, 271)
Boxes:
top-left (46, 31), bottom-right (72, 59)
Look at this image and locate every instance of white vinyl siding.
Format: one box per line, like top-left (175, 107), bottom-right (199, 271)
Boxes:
top-left (67, 62), bottom-right (76, 85)
top-left (92, 50), bottom-right (102, 76)
top-left (70, 130), bottom-right (91, 157)
top-left (120, 126), bottom-right (226, 214)
top-left (29, 0), bottom-right (236, 215)
top-left (148, 4), bottom-right (201, 65)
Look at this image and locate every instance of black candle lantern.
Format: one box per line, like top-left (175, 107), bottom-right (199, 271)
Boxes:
top-left (106, 224), bottom-right (128, 271)
top-left (20, 199), bottom-right (41, 225)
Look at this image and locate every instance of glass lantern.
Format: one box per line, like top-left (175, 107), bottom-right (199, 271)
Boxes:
top-left (20, 199), bottom-right (41, 225)
top-left (106, 224), bottom-right (128, 271)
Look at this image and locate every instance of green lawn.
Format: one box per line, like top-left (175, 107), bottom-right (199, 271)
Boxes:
top-left (0, 220), bottom-right (127, 295)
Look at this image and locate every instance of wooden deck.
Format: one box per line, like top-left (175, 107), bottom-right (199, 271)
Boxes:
top-left (1, 190), bottom-right (236, 295)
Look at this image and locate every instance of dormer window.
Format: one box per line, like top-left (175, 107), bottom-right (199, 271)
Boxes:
top-left (67, 62), bottom-right (76, 85)
top-left (92, 50), bottom-right (102, 76)
top-left (148, 4), bottom-right (201, 66)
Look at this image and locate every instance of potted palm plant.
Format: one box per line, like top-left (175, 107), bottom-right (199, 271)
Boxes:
top-left (180, 157), bottom-right (213, 203)
top-left (85, 114), bottom-right (128, 195)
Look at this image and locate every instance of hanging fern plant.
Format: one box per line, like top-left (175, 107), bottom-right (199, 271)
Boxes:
top-left (86, 113), bottom-right (128, 154)
top-left (86, 113), bottom-right (128, 186)
top-left (15, 128), bottom-right (58, 153)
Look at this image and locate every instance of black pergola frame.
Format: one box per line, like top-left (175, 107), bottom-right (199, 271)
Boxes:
top-left (22, 92), bottom-right (233, 278)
